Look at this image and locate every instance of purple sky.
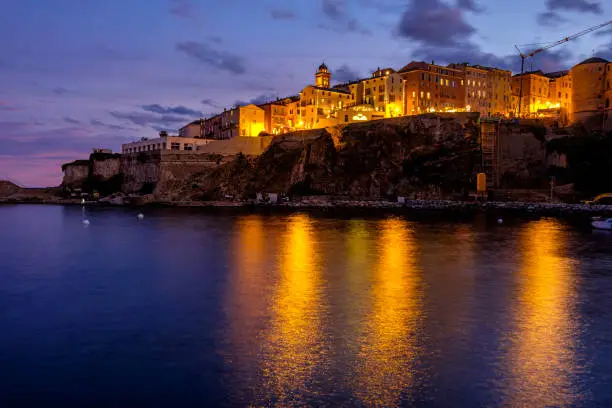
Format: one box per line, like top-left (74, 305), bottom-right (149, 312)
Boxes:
top-left (0, 0), bottom-right (610, 186)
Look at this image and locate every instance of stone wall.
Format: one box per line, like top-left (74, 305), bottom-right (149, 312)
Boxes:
top-left (121, 152), bottom-right (161, 194)
top-left (91, 153), bottom-right (121, 181)
top-left (197, 136), bottom-right (275, 156)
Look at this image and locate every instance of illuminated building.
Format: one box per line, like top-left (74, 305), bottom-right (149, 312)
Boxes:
top-left (297, 63), bottom-right (354, 129)
top-left (399, 61), bottom-right (466, 114)
top-left (482, 66), bottom-right (512, 116)
top-left (345, 68), bottom-right (406, 118)
top-left (570, 57), bottom-right (609, 126)
top-left (258, 98), bottom-right (296, 135)
top-left (605, 62), bottom-right (612, 130)
top-left (546, 71), bottom-right (572, 125)
top-left (449, 63), bottom-right (490, 117)
top-left (204, 104), bottom-right (265, 139)
top-left (178, 119), bottom-right (204, 138)
top-left (511, 70), bottom-right (552, 117)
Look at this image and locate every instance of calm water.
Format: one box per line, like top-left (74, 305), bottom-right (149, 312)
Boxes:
top-left (2, 205), bottom-right (612, 407)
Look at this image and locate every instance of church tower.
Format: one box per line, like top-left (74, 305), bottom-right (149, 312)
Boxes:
top-left (315, 62), bottom-right (331, 88)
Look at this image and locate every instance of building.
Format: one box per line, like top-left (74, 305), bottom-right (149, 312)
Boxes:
top-left (570, 57), bottom-right (608, 126)
top-left (179, 120), bottom-right (204, 138)
top-left (344, 67), bottom-right (405, 117)
top-left (297, 63), bottom-right (354, 129)
top-left (546, 71), bottom-right (572, 125)
top-left (511, 70), bottom-right (552, 117)
top-left (449, 64), bottom-right (490, 116)
top-left (92, 148), bottom-right (113, 154)
top-left (482, 67), bottom-right (512, 116)
top-left (122, 134), bottom-right (212, 154)
top-left (605, 62), bottom-right (612, 130)
top-left (399, 61), bottom-right (466, 114)
top-left (203, 104), bottom-right (265, 139)
top-left (259, 102), bottom-right (288, 134)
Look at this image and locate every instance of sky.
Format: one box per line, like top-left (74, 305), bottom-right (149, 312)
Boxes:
top-left (0, 0), bottom-right (610, 187)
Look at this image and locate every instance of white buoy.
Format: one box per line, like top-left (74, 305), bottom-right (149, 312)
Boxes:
top-left (137, 213), bottom-right (144, 220)
top-left (81, 198), bottom-right (85, 205)
top-left (82, 219), bottom-right (90, 226)
top-left (497, 218), bottom-right (503, 224)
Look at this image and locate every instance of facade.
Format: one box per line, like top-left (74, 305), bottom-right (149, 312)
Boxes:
top-left (179, 120), bottom-right (203, 138)
top-left (202, 104), bottom-right (265, 139)
top-left (484, 67), bottom-right (512, 116)
top-left (260, 102), bottom-right (288, 135)
top-left (511, 70), bottom-right (551, 116)
top-left (571, 57), bottom-right (608, 125)
top-left (605, 62), bottom-right (612, 130)
top-left (399, 61), bottom-right (466, 114)
top-left (449, 64), bottom-right (490, 116)
top-left (346, 68), bottom-right (405, 117)
top-left (547, 71), bottom-right (572, 125)
top-left (122, 135), bottom-right (212, 154)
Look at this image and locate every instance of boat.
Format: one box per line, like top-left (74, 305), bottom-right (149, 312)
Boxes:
top-left (591, 218), bottom-right (612, 230)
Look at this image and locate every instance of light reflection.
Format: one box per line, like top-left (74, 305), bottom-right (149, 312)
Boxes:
top-left (356, 218), bottom-right (421, 406)
top-left (261, 214), bottom-right (324, 405)
top-left (506, 219), bottom-right (580, 406)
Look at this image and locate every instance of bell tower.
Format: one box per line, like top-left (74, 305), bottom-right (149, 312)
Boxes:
top-left (315, 62), bottom-right (331, 88)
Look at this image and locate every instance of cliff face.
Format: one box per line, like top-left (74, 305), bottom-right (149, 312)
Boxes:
top-left (0, 181), bottom-right (22, 197)
top-left (177, 114), bottom-right (482, 201)
top-left (61, 160), bottom-right (89, 188)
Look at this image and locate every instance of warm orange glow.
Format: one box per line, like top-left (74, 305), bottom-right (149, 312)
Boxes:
top-left (261, 214), bottom-right (324, 405)
top-left (356, 218), bottom-right (421, 406)
top-left (505, 219), bottom-right (580, 406)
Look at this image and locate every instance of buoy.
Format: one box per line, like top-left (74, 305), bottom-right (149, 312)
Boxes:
top-left (497, 218), bottom-right (503, 224)
top-left (82, 219), bottom-right (90, 225)
top-left (137, 213), bottom-right (144, 220)
top-left (81, 198), bottom-right (85, 204)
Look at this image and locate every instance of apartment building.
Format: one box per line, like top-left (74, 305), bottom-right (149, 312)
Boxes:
top-left (511, 70), bottom-right (551, 116)
top-left (449, 64), bottom-right (490, 116)
top-left (399, 61), bottom-right (465, 114)
top-left (345, 68), bottom-right (405, 117)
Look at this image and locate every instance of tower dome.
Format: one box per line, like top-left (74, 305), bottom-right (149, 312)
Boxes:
top-left (315, 62), bottom-right (331, 88)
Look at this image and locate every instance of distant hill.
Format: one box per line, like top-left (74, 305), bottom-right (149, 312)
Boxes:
top-left (0, 180), bottom-right (22, 197)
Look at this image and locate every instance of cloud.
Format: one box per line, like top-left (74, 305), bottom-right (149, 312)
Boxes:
top-left (269, 7), bottom-right (295, 20)
top-left (545, 0), bottom-right (601, 13)
top-left (201, 98), bottom-right (215, 106)
top-left (109, 111), bottom-right (188, 127)
top-left (53, 87), bottom-right (69, 95)
top-left (537, 0), bottom-right (601, 27)
top-left (64, 117), bottom-right (80, 124)
top-left (595, 27), bottom-right (612, 37)
top-left (208, 36), bottom-right (223, 44)
top-left (322, 0), bottom-right (345, 19)
top-left (175, 41), bottom-right (246, 74)
top-left (90, 119), bottom-right (135, 131)
top-left (141, 104), bottom-right (203, 117)
top-left (333, 64), bottom-right (361, 83)
top-left (169, 0), bottom-right (197, 19)
top-left (396, 0), bottom-right (475, 47)
top-left (0, 101), bottom-right (19, 111)
top-left (319, 0), bottom-right (370, 35)
top-left (234, 93), bottom-right (279, 107)
top-left (537, 11), bottom-right (567, 26)
top-left (456, 0), bottom-right (483, 12)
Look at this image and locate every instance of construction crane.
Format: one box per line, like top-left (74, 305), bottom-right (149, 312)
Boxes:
top-left (515, 20), bottom-right (612, 117)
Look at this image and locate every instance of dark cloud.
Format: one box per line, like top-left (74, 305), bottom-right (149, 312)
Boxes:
top-left (234, 93), bottom-right (279, 107)
top-left (270, 7), bottom-right (296, 20)
top-left (175, 41), bottom-right (246, 74)
top-left (333, 65), bottom-right (361, 83)
top-left (537, 11), bottom-right (567, 26)
top-left (141, 104), bottom-right (203, 117)
top-left (152, 125), bottom-right (179, 134)
top-left (595, 27), bottom-right (612, 37)
top-left (208, 36), bottom-right (223, 44)
top-left (538, 0), bottom-right (601, 27)
top-left (201, 98), bottom-right (215, 106)
top-left (456, 0), bottom-right (483, 13)
top-left (109, 111), bottom-right (187, 127)
top-left (53, 87), bottom-right (69, 95)
top-left (322, 0), bottom-right (345, 19)
top-left (0, 101), bottom-right (19, 111)
top-left (396, 0), bottom-right (475, 47)
top-left (169, 0), bottom-right (196, 19)
top-left (90, 119), bottom-right (135, 131)
top-left (63, 117), bottom-right (80, 124)
top-left (319, 0), bottom-right (370, 35)
top-left (545, 0), bottom-right (601, 13)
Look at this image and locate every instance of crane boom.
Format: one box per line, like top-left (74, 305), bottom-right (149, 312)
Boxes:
top-left (516, 20), bottom-right (612, 117)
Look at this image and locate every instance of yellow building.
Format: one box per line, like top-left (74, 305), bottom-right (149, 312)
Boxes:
top-left (207, 104), bottom-right (265, 139)
top-left (449, 64), bottom-right (490, 116)
top-left (605, 62), bottom-right (612, 130)
top-left (547, 71), bottom-right (572, 125)
top-left (346, 68), bottom-right (405, 117)
top-left (570, 57), bottom-right (608, 126)
top-left (297, 64), bottom-right (354, 129)
top-left (511, 70), bottom-right (552, 117)
top-left (485, 67), bottom-right (512, 116)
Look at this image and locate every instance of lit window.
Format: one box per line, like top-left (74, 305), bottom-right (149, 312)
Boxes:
top-left (427, 92), bottom-right (431, 99)
top-left (420, 91), bottom-right (424, 98)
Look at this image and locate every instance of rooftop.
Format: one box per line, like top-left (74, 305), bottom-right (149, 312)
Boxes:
top-left (577, 57), bottom-right (609, 66)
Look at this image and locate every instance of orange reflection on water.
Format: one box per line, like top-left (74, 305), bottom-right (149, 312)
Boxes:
top-left (261, 214), bottom-right (324, 405)
top-left (507, 219), bottom-right (580, 406)
top-left (356, 218), bottom-right (421, 407)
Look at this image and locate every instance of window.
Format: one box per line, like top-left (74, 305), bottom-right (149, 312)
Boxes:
top-left (420, 91), bottom-right (424, 98)
top-left (558, 92), bottom-right (561, 98)
top-left (183, 144), bottom-right (193, 151)
top-left (461, 80), bottom-right (464, 86)
top-left (427, 92), bottom-right (431, 99)
top-left (170, 143), bottom-right (180, 150)
top-left (345, 115), bottom-right (349, 122)
top-left (389, 94), bottom-right (396, 102)
top-left (412, 91), bottom-right (416, 98)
